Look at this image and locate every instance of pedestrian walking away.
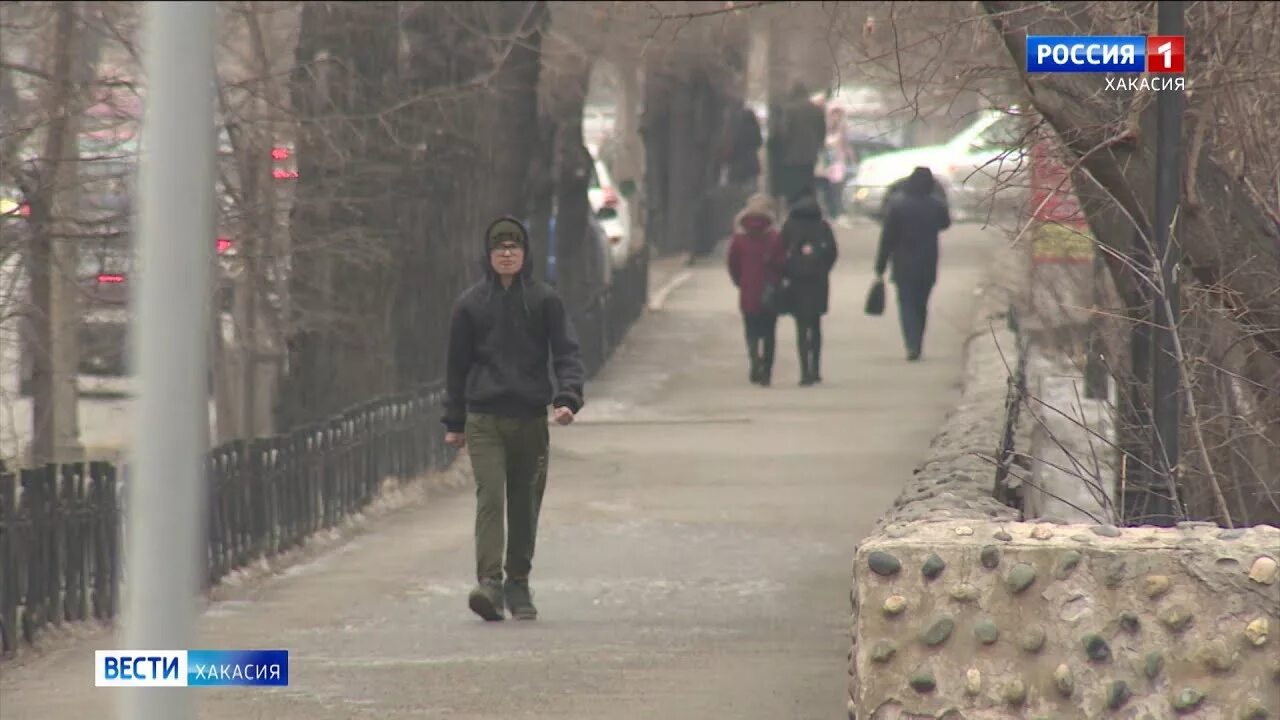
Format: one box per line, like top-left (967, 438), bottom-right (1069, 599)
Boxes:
top-left (727, 193), bottom-right (787, 387)
top-left (781, 189), bottom-right (839, 385)
top-left (874, 167), bottom-right (951, 361)
top-left (771, 83), bottom-right (827, 213)
top-left (442, 216), bottom-right (586, 622)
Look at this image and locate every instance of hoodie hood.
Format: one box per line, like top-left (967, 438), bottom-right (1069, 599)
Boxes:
top-left (788, 193), bottom-right (823, 219)
top-left (737, 212), bottom-right (775, 235)
top-left (735, 193), bottom-right (777, 234)
top-left (481, 216), bottom-right (535, 280)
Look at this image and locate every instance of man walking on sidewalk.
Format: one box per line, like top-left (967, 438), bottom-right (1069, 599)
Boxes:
top-left (442, 217), bottom-right (585, 621)
top-left (874, 167), bottom-right (951, 361)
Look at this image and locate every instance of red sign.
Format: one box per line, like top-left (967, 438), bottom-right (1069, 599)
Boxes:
top-left (1029, 137), bottom-right (1094, 264)
top-left (1146, 35), bottom-right (1185, 74)
top-left (1029, 139), bottom-right (1087, 228)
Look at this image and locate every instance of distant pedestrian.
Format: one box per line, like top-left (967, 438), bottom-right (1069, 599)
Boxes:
top-left (442, 217), bottom-right (585, 622)
top-left (773, 83), bottom-right (827, 211)
top-left (815, 105), bottom-right (854, 221)
top-left (727, 193), bottom-right (787, 386)
top-left (781, 189), bottom-right (839, 385)
top-left (724, 103), bottom-right (763, 188)
top-left (874, 167), bottom-right (951, 361)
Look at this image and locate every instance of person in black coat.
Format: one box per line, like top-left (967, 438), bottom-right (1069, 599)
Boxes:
top-left (874, 167), bottom-right (951, 361)
top-left (781, 190), bottom-right (839, 385)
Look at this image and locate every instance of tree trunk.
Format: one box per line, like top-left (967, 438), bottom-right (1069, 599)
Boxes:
top-left (27, 2), bottom-right (92, 464)
top-left (280, 1), bottom-right (399, 428)
top-left (387, 2), bottom-right (546, 392)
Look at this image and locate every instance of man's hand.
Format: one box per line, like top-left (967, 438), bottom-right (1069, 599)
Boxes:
top-left (553, 406), bottom-right (575, 426)
top-left (445, 431), bottom-right (466, 449)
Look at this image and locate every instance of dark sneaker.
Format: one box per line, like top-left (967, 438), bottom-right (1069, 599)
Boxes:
top-left (504, 579), bottom-right (537, 620)
top-left (468, 579), bottom-right (505, 621)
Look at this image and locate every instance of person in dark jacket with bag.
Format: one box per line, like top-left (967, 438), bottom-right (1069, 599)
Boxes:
top-left (781, 190), bottom-right (839, 385)
top-left (728, 193), bottom-right (787, 386)
top-left (442, 217), bottom-right (585, 622)
top-left (874, 167), bottom-right (951, 361)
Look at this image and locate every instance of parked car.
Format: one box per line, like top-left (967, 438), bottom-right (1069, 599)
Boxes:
top-left (538, 206), bottom-right (612, 292)
top-left (586, 142), bottom-right (633, 270)
top-left (848, 107), bottom-right (1030, 222)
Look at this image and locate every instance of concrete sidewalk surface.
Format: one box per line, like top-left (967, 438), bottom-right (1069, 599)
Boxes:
top-left (0, 222), bottom-right (1002, 719)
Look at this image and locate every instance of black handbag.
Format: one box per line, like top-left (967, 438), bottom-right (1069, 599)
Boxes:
top-left (762, 278), bottom-right (790, 315)
top-left (864, 278), bottom-right (885, 316)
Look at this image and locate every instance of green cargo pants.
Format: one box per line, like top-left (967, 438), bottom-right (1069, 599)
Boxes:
top-left (465, 413), bottom-right (550, 583)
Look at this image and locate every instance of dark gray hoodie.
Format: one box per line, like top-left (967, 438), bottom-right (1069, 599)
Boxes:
top-left (441, 217), bottom-right (585, 433)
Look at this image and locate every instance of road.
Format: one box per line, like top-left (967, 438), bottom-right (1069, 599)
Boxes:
top-left (0, 220), bottom-right (1000, 719)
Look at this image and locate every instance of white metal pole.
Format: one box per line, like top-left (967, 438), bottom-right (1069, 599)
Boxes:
top-left (121, 2), bottom-right (215, 718)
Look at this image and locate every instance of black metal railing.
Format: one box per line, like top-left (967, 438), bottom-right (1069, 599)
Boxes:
top-left (0, 250), bottom-right (651, 657)
top-left (573, 249), bottom-right (649, 379)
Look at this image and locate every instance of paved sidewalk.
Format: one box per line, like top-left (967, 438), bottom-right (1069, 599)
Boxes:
top-left (1, 221), bottom-right (1001, 719)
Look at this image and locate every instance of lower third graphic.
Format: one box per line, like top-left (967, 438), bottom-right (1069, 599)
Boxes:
top-left (95, 649), bottom-right (289, 687)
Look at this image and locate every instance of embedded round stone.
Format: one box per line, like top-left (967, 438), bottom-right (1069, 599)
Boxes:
top-left (1249, 556), bottom-right (1278, 585)
top-left (869, 640), bottom-right (896, 663)
top-left (1159, 605), bottom-right (1193, 633)
top-left (949, 583), bottom-right (979, 603)
top-left (1105, 559), bottom-right (1128, 587)
top-left (1031, 525), bottom-right (1055, 540)
top-left (975, 619), bottom-right (1000, 645)
top-left (1173, 688), bottom-right (1205, 713)
top-left (964, 668), bottom-right (982, 696)
top-left (921, 553), bottom-right (946, 580)
top-left (909, 670), bottom-right (937, 693)
top-left (1055, 550), bottom-right (1083, 580)
top-left (867, 551), bottom-right (902, 576)
top-left (1083, 633), bottom-right (1111, 662)
top-left (980, 545), bottom-right (1001, 570)
top-left (1003, 678), bottom-right (1027, 706)
top-left (1106, 680), bottom-right (1131, 710)
top-left (1053, 663), bottom-right (1074, 697)
top-left (954, 526), bottom-right (975, 536)
top-left (1120, 613), bottom-right (1140, 633)
top-left (1143, 574), bottom-right (1172, 598)
top-left (883, 595), bottom-right (908, 617)
top-left (921, 616), bottom-right (956, 646)
top-left (1092, 524), bottom-right (1122, 538)
top-left (1198, 638), bottom-right (1238, 673)
top-left (1021, 626), bottom-right (1047, 653)
top-left (993, 529), bottom-right (1012, 542)
top-left (1006, 563), bottom-right (1037, 593)
top-left (1239, 698), bottom-right (1268, 720)
top-left (1145, 651), bottom-right (1165, 679)
top-left (1245, 617), bottom-right (1270, 646)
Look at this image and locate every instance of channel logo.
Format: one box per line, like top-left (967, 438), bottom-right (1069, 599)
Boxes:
top-left (95, 650), bottom-right (289, 687)
top-left (1026, 35), bottom-right (1185, 74)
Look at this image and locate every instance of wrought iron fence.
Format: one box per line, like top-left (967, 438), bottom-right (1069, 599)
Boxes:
top-left (0, 249), bottom-right (651, 656)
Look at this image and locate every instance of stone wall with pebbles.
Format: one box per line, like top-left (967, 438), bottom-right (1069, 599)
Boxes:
top-left (849, 520), bottom-right (1280, 719)
top-left (846, 240), bottom-right (1280, 719)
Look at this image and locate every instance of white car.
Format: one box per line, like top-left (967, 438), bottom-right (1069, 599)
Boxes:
top-left (586, 143), bottom-right (633, 270)
top-left (849, 108), bottom-right (1030, 222)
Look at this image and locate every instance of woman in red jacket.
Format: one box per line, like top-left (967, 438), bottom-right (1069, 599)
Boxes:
top-left (727, 194), bottom-right (788, 386)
